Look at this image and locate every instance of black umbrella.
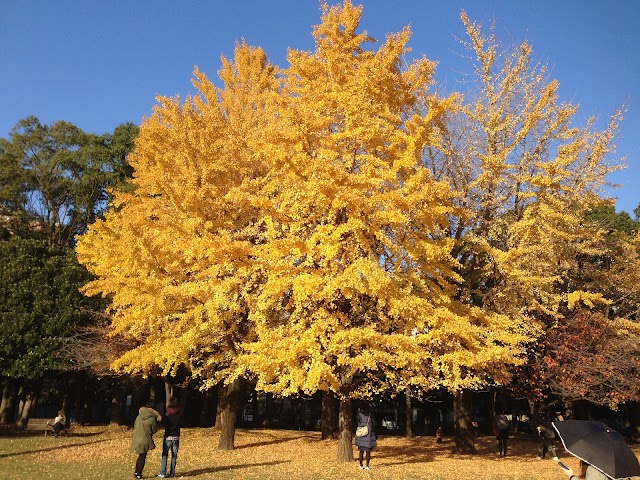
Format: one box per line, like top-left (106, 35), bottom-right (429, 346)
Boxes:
top-left (552, 420), bottom-right (640, 480)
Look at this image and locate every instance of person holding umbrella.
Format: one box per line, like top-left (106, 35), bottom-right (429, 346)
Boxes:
top-left (558, 459), bottom-right (608, 480)
top-left (553, 420), bottom-right (640, 480)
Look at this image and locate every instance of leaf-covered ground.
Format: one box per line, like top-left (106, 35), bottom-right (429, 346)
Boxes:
top-left (1, 426), bottom-right (638, 479)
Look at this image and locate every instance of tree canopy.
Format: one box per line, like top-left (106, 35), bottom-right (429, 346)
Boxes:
top-left (0, 237), bottom-right (100, 380)
top-left (75, 0), bottom-right (634, 459)
top-left (0, 116), bottom-right (138, 246)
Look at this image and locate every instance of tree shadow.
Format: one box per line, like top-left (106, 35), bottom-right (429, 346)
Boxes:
top-left (179, 460), bottom-right (290, 477)
top-left (374, 439), bottom-right (437, 466)
top-left (0, 438), bottom-right (109, 459)
top-left (235, 429), bottom-right (316, 449)
top-left (370, 434), bottom-right (543, 467)
top-left (0, 426), bottom-right (104, 439)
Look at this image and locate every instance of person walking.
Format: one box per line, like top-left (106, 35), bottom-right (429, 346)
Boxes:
top-left (537, 422), bottom-right (558, 460)
top-left (494, 410), bottom-right (510, 457)
top-left (130, 402), bottom-right (162, 479)
top-left (354, 406), bottom-right (377, 470)
top-left (435, 425), bottom-right (443, 444)
top-left (157, 398), bottom-right (182, 478)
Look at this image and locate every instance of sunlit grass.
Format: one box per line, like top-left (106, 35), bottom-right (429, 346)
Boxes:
top-left (1, 425), bottom-right (637, 479)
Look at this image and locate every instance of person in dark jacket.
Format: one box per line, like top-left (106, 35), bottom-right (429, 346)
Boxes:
top-left (354, 406), bottom-right (377, 470)
top-left (537, 422), bottom-right (558, 460)
top-left (494, 410), bottom-right (510, 456)
top-left (157, 398), bottom-right (182, 478)
top-left (49, 409), bottom-right (67, 437)
top-left (130, 402), bottom-right (162, 479)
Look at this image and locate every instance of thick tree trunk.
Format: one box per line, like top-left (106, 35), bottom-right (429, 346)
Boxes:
top-left (321, 390), bottom-right (337, 439)
top-left (527, 397), bottom-right (540, 430)
top-left (16, 385), bottom-right (40, 429)
top-left (149, 378), bottom-right (158, 404)
top-left (262, 392), bottom-right (273, 428)
top-left (110, 388), bottom-right (127, 425)
top-left (453, 389), bottom-right (476, 454)
top-left (336, 397), bottom-right (354, 462)
top-left (0, 380), bottom-right (17, 425)
top-left (217, 378), bottom-right (242, 450)
top-left (624, 403), bottom-right (640, 441)
top-left (214, 383), bottom-right (224, 431)
top-left (405, 386), bottom-right (413, 438)
top-left (164, 377), bottom-right (175, 409)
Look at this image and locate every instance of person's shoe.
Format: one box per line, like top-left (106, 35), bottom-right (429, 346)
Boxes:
top-left (134, 474), bottom-right (142, 479)
top-left (365, 466), bottom-right (371, 470)
top-left (157, 475), bottom-right (166, 478)
top-left (359, 465), bottom-right (364, 470)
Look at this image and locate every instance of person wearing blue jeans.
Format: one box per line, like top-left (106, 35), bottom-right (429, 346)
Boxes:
top-left (157, 398), bottom-right (182, 478)
top-left (160, 437), bottom-right (180, 477)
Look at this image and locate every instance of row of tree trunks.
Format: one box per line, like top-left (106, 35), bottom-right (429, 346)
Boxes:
top-left (0, 380), bottom-right (17, 424)
top-left (16, 383), bottom-right (41, 428)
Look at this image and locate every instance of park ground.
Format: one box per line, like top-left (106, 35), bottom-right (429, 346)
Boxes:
top-left (2, 426), bottom-right (639, 480)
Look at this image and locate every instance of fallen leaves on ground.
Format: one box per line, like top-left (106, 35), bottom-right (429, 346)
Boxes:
top-left (6, 426), bottom-right (640, 479)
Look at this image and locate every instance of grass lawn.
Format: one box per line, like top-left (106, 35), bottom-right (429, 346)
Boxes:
top-left (1, 425), bottom-right (638, 480)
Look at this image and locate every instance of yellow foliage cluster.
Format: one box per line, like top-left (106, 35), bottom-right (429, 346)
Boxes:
top-left (76, 1), bottom-right (626, 400)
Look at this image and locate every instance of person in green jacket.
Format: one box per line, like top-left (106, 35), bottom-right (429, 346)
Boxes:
top-left (130, 402), bottom-right (162, 479)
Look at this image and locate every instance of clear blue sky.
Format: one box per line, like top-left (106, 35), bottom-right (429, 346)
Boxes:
top-left (1, 1), bottom-right (638, 214)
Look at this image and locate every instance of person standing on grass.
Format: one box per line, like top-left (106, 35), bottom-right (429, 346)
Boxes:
top-left (354, 405), bottom-right (377, 470)
top-left (494, 410), bottom-right (510, 457)
top-left (157, 398), bottom-right (182, 478)
top-left (435, 425), bottom-right (443, 444)
top-left (130, 402), bottom-right (162, 479)
top-left (537, 422), bottom-right (558, 460)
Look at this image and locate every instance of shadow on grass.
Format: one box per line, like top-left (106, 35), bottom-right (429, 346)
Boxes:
top-left (373, 434), bottom-right (542, 467)
top-left (179, 460), bottom-right (290, 477)
top-left (234, 428), bottom-right (316, 449)
top-left (375, 438), bottom-right (437, 465)
top-left (0, 428), bottom-right (104, 439)
top-left (0, 438), bottom-right (109, 459)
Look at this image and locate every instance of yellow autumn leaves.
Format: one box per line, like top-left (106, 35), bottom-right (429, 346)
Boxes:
top-left (76, 1), bottom-right (624, 403)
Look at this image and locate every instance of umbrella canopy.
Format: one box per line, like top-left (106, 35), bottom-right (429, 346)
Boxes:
top-left (552, 420), bottom-right (640, 480)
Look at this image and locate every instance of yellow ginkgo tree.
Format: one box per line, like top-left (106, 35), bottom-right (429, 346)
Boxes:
top-left (75, 0), bottom-right (629, 462)
top-left (420, 12), bottom-right (627, 450)
top-left (76, 41), bottom-right (279, 450)
top-left (233, 2), bottom-right (529, 461)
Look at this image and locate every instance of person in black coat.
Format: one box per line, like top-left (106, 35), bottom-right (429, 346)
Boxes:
top-left (537, 422), bottom-right (558, 460)
top-left (494, 410), bottom-right (510, 456)
top-left (354, 406), bottom-right (377, 470)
